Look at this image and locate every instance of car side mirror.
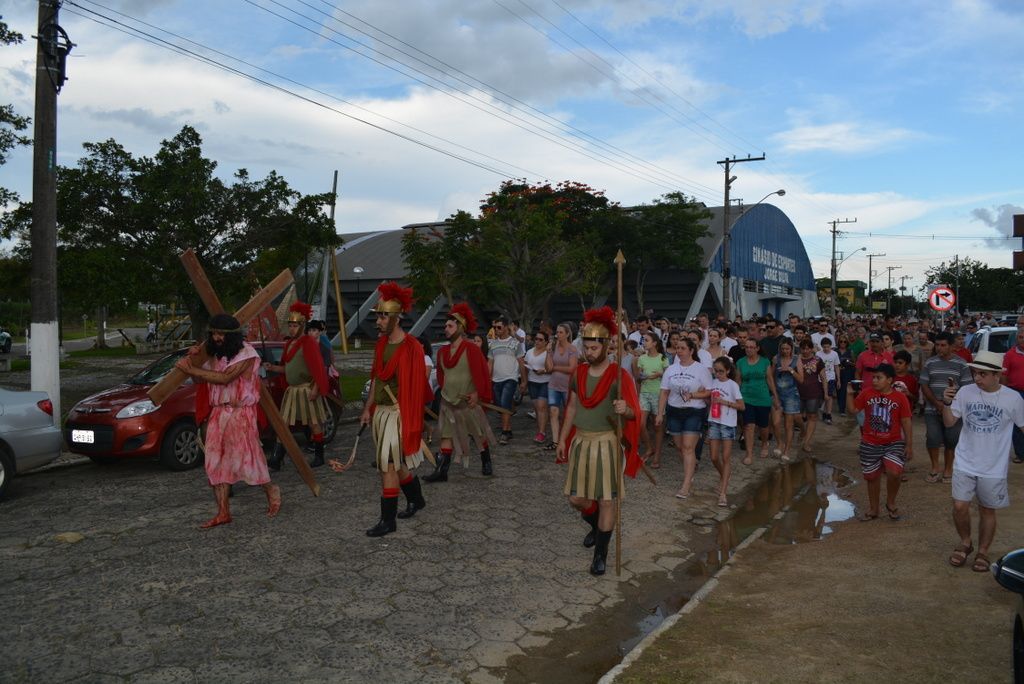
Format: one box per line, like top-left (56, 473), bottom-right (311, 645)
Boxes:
top-left (992, 549), bottom-right (1024, 594)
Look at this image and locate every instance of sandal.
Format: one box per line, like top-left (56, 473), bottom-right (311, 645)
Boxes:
top-left (941, 475), bottom-right (952, 484)
top-left (885, 504), bottom-right (901, 521)
top-left (717, 496), bottom-right (728, 508)
top-left (949, 543), bottom-right (974, 567)
top-left (1013, 456), bottom-right (1024, 464)
top-left (925, 471), bottom-right (942, 483)
top-left (971, 552), bottom-right (991, 573)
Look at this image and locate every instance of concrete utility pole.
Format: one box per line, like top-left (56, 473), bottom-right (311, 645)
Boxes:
top-left (30, 0), bottom-right (72, 420)
top-left (717, 154), bottom-right (765, 321)
top-left (866, 252), bottom-right (886, 301)
top-left (886, 265), bottom-right (902, 315)
top-left (899, 275), bottom-right (912, 314)
top-left (828, 217), bottom-right (857, 320)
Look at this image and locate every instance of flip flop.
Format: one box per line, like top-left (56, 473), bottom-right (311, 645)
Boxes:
top-left (925, 471), bottom-right (942, 483)
top-left (949, 543), bottom-right (974, 567)
top-left (885, 504), bottom-right (901, 521)
top-left (941, 476), bottom-right (952, 484)
top-left (972, 552), bottom-right (991, 573)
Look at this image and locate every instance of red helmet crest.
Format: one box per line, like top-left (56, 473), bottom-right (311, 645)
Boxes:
top-left (448, 302), bottom-right (477, 333)
top-left (581, 306), bottom-right (616, 340)
top-left (375, 281), bottom-right (414, 313)
top-left (288, 301), bottom-right (313, 323)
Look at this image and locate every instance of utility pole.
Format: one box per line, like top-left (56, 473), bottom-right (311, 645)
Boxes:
top-left (866, 252), bottom-right (886, 301)
top-left (30, 0), bottom-right (72, 421)
top-left (899, 275), bottom-right (912, 315)
top-left (828, 217), bottom-right (857, 320)
top-left (717, 154), bottom-right (765, 320)
top-left (886, 266), bottom-right (902, 315)
top-left (953, 254), bottom-right (961, 315)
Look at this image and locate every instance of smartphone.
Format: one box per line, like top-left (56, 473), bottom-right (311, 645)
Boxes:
top-left (947, 377), bottom-right (956, 388)
top-left (850, 380), bottom-right (863, 391)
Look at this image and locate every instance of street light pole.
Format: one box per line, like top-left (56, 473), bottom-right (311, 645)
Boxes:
top-left (828, 217), bottom-right (857, 320)
top-left (717, 154), bottom-right (767, 320)
top-left (886, 265), bottom-right (902, 314)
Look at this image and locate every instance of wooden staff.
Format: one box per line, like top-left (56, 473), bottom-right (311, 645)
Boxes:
top-left (613, 249), bottom-right (626, 577)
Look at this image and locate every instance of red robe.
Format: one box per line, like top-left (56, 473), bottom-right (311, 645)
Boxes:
top-left (372, 334), bottom-right (431, 457)
top-left (281, 335), bottom-right (329, 396)
top-left (562, 363), bottom-right (643, 478)
top-left (435, 339), bottom-right (493, 405)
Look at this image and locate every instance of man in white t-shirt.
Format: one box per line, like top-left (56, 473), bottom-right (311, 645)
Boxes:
top-left (488, 316), bottom-right (527, 444)
top-left (942, 350), bottom-right (1024, 572)
top-left (627, 315), bottom-right (652, 346)
top-left (810, 319), bottom-right (832, 351)
top-left (815, 336), bottom-right (839, 424)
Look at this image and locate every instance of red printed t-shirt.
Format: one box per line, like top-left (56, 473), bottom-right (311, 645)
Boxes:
top-left (853, 388), bottom-right (912, 445)
top-left (855, 349), bottom-right (894, 383)
top-left (894, 373), bottom-right (919, 398)
top-left (1003, 346), bottom-right (1024, 391)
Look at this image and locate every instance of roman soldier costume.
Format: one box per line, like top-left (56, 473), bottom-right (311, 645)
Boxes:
top-left (560, 306), bottom-right (642, 575)
top-left (424, 302), bottom-right (497, 482)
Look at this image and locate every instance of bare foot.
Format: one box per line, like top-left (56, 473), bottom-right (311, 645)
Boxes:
top-left (801, 444), bottom-right (813, 453)
top-left (200, 512), bottom-right (232, 529)
top-left (266, 484), bottom-right (282, 518)
top-left (742, 456), bottom-right (753, 465)
top-left (650, 460), bottom-right (661, 469)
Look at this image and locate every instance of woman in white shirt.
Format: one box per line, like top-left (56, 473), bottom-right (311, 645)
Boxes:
top-left (524, 330), bottom-right (551, 444)
top-left (657, 337), bottom-right (713, 499)
top-left (708, 356), bottom-right (745, 508)
top-left (687, 330), bottom-right (715, 370)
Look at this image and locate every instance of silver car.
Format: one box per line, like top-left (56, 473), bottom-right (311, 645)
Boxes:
top-left (0, 388), bottom-right (63, 500)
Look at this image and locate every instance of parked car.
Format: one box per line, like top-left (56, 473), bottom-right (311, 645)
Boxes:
top-left (991, 549), bottom-right (1024, 683)
top-left (0, 388), bottom-right (63, 500)
top-left (968, 326), bottom-right (1017, 356)
top-left (0, 327), bottom-right (12, 354)
top-left (64, 342), bottom-right (343, 470)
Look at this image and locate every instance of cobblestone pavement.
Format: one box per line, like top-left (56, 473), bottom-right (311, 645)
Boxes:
top-left (2, 402), bottom-right (789, 683)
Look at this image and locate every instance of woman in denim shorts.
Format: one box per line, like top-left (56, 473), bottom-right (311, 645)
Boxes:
top-left (545, 322), bottom-right (578, 452)
top-left (656, 337), bottom-right (713, 499)
top-left (772, 338), bottom-right (805, 461)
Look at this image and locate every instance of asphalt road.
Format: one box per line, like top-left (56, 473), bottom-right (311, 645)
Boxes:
top-left (0, 411), bottom-right (787, 683)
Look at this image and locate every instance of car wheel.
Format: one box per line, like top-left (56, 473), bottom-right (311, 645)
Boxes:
top-left (160, 422), bottom-right (202, 471)
top-left (0, 446), bottom-right (13, 501)
top-left (87, 455), bottom-right (119, 466)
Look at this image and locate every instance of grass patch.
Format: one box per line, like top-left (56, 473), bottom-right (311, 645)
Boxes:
top-left (340, 373), bottom-right (368, 400)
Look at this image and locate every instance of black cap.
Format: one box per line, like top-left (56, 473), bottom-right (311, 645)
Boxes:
top-left (867, 363), bottom-right (896, 378)
top-left (868, 332), bottom-right (882, 341)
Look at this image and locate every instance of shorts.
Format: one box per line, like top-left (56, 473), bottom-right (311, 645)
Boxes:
top-left (827, 379), bottom-right (836, 397)
top-left (708, 422), bottom-right (737, 440)
top-left (639, 392), bottom-right (659, 414)
top-left (527, 381), bottom-right (549, 401)
top-left (666, 405), bottom-right (704, 436)
top-left (858, 440), bottom-right (905, 480)
top-left (801, 398), bottom-right (822, 415)
top-left (547, 388), bottom-right (568, 408)
top-left (492, 379), bottom-right (517, 410)
top-left (743, 404), bottom-right (771, 428)
top-left (925, 412), bottom-right (962, 450)
top-left (777, 386), bottom-right (802, 415)
top-left (952, 471), bottom-right (1010, 509)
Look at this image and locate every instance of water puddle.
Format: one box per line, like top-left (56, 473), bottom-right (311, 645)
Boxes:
top-left (505, 459), bottom-right (856, 683)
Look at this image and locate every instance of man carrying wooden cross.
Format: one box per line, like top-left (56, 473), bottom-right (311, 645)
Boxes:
top-left (557, 306), bottom-right (642, 575)
top-left (264, 301), bottom-right (330, 470)
top-left (422, 302), bottom-right (497, 483)
top-left (175, 313), bottom-right (281, 528)
top-left (333, 282), bottom-right (431, 536)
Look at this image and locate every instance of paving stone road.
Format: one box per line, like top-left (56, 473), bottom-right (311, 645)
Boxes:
top-left (2, 393), bottom-right (788, 683)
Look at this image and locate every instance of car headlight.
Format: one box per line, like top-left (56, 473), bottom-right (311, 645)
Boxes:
top-left (116, 400), bottom-right (159, 419)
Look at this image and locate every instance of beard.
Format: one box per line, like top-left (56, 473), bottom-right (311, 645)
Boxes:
top-left (446, 327), bottom-right (462, 342)
top-left (585, 346), bottom-right (608, 365)
top-left (377, 315), bottom-right (398, 337)
top-left (206, 332), bottom-right (243, 360)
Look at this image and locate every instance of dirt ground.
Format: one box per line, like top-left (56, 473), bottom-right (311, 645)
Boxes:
top-left (618, 413), bottom-right (1023, 684)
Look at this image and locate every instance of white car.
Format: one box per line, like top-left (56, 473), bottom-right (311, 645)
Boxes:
top-left (0, 388), bottom-right (63, 500)
top-left (968, 326), bottom-right (1017, 356)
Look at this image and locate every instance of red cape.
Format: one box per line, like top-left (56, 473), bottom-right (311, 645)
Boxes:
top-left (436, 339), bottom-right (493, 405)
top-left (561, 363), bottom-right (643, 479)
top-left (372, 334), bottom-right (431, 457)
top-left (281, 335), bottom-right (329, 395)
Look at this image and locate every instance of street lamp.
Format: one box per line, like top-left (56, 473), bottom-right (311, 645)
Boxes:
top-left (353, 266), bottom-right (364, 297)
top-left (831, 246), bottom-right (866, 318)
top-left (722, 188), bottom-right (785, 320)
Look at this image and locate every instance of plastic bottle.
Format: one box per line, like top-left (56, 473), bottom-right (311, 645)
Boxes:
top-left (710, 389), bottom-right (722, 419)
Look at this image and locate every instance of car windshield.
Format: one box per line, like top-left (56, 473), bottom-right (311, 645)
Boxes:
top-left (129, 350), bottom-right (187, 385)
top-left (989, 332), bottom-right (1013, 354)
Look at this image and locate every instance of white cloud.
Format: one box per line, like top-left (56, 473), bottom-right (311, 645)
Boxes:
top-left (772, 121), bottom-right (921, 154)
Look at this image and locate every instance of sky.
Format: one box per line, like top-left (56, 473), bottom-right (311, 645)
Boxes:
top-left (1, 0), bottom-right (1022, 301)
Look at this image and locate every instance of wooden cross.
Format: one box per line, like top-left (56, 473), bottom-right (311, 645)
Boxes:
top-left (148, 249), bottom-right (320, 496)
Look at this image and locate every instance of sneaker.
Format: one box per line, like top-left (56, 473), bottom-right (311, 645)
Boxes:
top-left (824, 414), bottom-right (833, 425)
top-left (527, 410), bottom-right (537, 419)
top-left (533, 432), bottom-right (546, 444)
top-left (498, 431), bottom-right (510, 445)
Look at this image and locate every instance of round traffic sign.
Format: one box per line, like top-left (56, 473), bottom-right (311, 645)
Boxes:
top-left (929, 287), bottom-right (955, 312)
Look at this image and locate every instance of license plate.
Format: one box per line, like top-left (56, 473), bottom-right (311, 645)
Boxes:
top-left (71, 429), bottom-right (95, 444)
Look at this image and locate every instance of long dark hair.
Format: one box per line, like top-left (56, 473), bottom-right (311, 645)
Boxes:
top-left (206, 331), bottom-right (244, 360)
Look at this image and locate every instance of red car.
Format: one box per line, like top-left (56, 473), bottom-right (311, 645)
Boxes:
top-left (64, 342), bottom-right (342, 470)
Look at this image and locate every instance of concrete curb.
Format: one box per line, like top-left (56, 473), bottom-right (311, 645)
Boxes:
top-left (596, 503), bottom-right (776, 682)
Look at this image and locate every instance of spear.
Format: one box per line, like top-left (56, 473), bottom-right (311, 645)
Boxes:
top-left (614, 248), bottom-right (626, 577)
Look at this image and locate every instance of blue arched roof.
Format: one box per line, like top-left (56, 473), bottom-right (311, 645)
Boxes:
top-left (708, 204), bottom-right (816, 290)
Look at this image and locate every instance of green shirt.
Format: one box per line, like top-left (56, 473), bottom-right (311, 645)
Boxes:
top-left (850, 338), bottom-right (866, 359)
top-left (570, 371), bottom-right (616, 432)
top-left (738, 355), bottom-right (772, 407)
top-left (440, 346), bottom-right (475, 405)
top-left (637, 353), bottom-right (668, 395)
top-left (373, 342), bottom-right (400, 406)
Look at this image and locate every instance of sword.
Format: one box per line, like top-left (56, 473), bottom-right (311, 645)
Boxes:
top-left (329, 422), bottom-right (366, 473)
top-left (465, 397), bottom-right (513, 415)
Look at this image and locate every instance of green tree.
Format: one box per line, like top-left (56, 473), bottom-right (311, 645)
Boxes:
top-left (0, 17), bottom-right (31, 213)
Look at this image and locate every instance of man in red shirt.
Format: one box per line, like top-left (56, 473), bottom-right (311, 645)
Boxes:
top-left (1002, 329), bottom-right (1024, 462)
top-left (855, 333), bottom-right (895, 383)
top-left (848, 363), bottom-right (913, 521)
top-left (952, 333), bottom-right (973, 363)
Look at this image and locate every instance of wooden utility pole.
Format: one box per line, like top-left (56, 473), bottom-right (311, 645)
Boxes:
top-left (717, 154), bottom-right (765, 320)
top-left (30, 0), bottom-right (71, 419)
top-left (828, 218), bottom-right (857, 319)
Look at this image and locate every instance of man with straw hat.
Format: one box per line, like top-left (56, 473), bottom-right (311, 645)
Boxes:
top-left (556, 306), bottom-right (642, 576)
top-left (942, 350), bottom-right (1024, 572)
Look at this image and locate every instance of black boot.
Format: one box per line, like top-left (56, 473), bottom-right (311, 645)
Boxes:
top-left (480, 446), bottom-right (493, 476)
top-left (366, 497), bottom-right (398, 537)
top-left (590, 530), bottom-right (612, 576)
top-left (423, 451), bottom-right (452, 483)
top-left (267, 442), bottom-right (285, 472)
top-left (582, 510), bottom-right (599, 548)
top-left (310, 439), bottom-right (325, 468)
top-left (397, 476), bottom-right (426, 519)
